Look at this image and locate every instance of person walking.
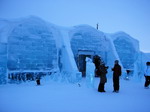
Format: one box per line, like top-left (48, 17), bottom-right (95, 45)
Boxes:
top-left (98, 63), bottom-right (108, 92)
top-left (144, 62), bottom-right (150, 88)
top-left (112, 60), bottom-right (122, 93)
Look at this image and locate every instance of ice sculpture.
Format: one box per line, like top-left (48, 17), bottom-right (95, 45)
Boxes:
top-left (85, 57), bottom-right (95, 88)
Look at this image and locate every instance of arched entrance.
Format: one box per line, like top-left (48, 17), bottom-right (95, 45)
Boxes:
top-left (77, 50), bottom-right (95, 77)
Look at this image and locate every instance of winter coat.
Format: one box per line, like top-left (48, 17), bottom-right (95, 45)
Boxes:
top-left (145, 66), bottom-right (150, 76)
top-left (97, 65), bottom-right (108, 83)
top-left (100, 73), bottom-right (107, 84)
top-left (112, 64), bottom-right (121, 77)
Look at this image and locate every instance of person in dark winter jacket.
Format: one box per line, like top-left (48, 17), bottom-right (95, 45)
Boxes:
top-left (112, 60), bottom-right (122, 93)
top-left (93, 55), bottom-right (102, 77)
top-left (144, 62), bottom-right (150, 88)
top-left (98, 63), bottom-right (108, 92)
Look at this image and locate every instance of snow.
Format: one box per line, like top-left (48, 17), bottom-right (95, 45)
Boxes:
top-left (0, 76), bottom-right (149, 112)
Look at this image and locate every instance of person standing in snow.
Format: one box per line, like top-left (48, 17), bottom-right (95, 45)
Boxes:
top-left (86, 57), bottom-right (95, 88)
top-left (112, 60), bottom-right (122, 93)
top-left (144, 62), bottom-right (150, 88)
top-left (97, 63), bottom-right (108, 92)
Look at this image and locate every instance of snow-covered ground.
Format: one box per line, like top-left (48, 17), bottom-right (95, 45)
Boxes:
top-left (0, 76), bottom-right (149, 112)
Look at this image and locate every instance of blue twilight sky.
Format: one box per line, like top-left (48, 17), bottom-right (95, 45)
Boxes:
top-left (0, 0), bottom-right (150, 52)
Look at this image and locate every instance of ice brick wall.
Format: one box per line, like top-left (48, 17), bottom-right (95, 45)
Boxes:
top-left (0, 43), bottom-right (7, 84)
top-left (70, 26), bottom-right (108, 62)
top-left (7, 22), bottom-right (58, 71)
top-left (113, 37), bottom-right (139, 69)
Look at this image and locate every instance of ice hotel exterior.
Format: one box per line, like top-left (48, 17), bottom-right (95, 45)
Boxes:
top-left (0, 16), bottom-right (148, 84)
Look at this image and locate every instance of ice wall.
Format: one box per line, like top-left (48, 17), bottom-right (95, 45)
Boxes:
top-left (7, 17), bottom-right (58, 71)
top-left (141, 52), bottom-right (150, 73)
top-left (69, 25), bottom-right (108, 63)
top-left (111, 32), bottom-right (140, 70)
top-left (0, 43), bottom-right (7, 84)
top-left (0, 16), bottom-right (149, 83)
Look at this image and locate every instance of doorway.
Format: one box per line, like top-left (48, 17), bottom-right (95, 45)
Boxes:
top-left (77, 50), bottom-right (95, 77)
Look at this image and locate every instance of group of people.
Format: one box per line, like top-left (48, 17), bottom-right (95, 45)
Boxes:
top-left (93, 55), bottom-right (121, 93)
top-left (85, 55), bottom-right (122, 93)
top-left (97, 61), bottom-right (121, 93)
top-left (86, 55), bottom-right (150, 93)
